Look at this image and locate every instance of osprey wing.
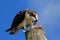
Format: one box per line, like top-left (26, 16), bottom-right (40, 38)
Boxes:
top-left (5, 10), bottom-right (26, 32)
top-left (11, 11), bottom-right (26, 28)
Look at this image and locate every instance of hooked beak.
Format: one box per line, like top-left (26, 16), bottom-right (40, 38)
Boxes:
top-left (34, 20), bottom-right (38, 25)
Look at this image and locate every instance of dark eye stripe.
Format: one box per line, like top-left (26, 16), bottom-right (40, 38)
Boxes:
top-left (30, 14), bottom-right (36, 19)
top-left (27, 10), bottom-right (36, 18)
top-left (30, 13), bottom-right (36, 17)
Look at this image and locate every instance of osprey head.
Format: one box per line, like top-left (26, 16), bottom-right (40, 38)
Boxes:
top-left (25, 10), bottom-right (38, 25)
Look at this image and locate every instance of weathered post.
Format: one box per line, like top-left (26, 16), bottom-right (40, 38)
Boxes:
top-left (25, 25), bottom-right (47, 40)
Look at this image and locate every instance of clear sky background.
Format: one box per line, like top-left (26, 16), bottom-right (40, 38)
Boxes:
top-left (0, 0), bottom-right (60, 40)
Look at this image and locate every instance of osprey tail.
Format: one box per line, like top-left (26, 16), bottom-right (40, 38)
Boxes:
top-left (9, 28), bottom-right (18, 35)
top-left (5, 28), bottom-right (12, 32)
top-left (6, 27), bottom-right (19, 35)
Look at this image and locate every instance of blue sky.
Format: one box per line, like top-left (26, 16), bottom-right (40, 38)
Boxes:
top-left (0, 0), bottom-right (60, 40)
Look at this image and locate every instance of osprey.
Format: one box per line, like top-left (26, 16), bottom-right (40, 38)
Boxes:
top-left (6, 10), bottom-right (38, 34)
